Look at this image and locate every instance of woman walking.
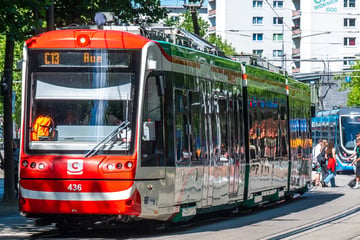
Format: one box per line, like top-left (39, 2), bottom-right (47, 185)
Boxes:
top-left (322, 141), bottom-right (337, 187)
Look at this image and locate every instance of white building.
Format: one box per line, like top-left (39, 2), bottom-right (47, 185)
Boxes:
top-left (208, 0), bottom-right (294, 73)
top-left (293, 0), bottom-right (359, 74)
top-left (207, 0), bottom-right (360, 110)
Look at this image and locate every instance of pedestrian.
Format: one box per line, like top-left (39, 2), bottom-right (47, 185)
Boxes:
top-left (322, 141), bottom-right (337, 187)
top-left (348, 137), bottom-right (360, 189)
top-left (313, 139), bottom-right (322, 163)
top-left (312, 139), bottom-right (322, 186)
top-left (318, 139), bottom-right (328, 186)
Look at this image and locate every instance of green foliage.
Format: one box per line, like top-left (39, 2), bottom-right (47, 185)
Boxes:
top-left (0, 1), bottom-right (50, 125)
top-left (54, 0), bottom-right (167, 27)
top-left (0, 0), bottom-right (50, 40)
top-left (165, 11), bottom-right (209, 37)
top-left (0, 35), bottom-right (24, 126)
top-left (207, 34), bottom-right (236, 56)
top-left (164, 11), bottom-right (236, 56)
top-left (0, 0), bottom-right (167, 125)
top-left (335, 61), bottom-right (360, 107)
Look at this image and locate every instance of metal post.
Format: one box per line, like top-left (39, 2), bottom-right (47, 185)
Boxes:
top-left (47, 0), bottom-right (55, 31)
top-left (184, 0), bottom-right (203, 36)
top-left (2, 35), bottom-right (16, 202)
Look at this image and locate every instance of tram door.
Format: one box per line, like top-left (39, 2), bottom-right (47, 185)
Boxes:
top-left (201, 80), bottom-right (213, 206)
top-left (228, 96), bottom-right (242, 196)
top-left (174, 89), bottom-right (203, 202)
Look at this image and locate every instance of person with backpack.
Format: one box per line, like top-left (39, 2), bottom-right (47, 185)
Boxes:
top-left (312, 139), bottom-right (322, 186)
top-left (348, 137), bottom-right (360, 189)
top-left (322, 141), bottom-right (337, 187)
top-left (317, 139), bottom-right (328, 186)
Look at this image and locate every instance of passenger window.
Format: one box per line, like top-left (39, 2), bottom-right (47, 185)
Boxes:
top-left (141, 75), bottom-right (164, 166)
top-left (175, 89), bottom-right (190, 166)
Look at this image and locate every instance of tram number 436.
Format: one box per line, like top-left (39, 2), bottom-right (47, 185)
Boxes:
top-left (67, 184), bottom-right (82, 191)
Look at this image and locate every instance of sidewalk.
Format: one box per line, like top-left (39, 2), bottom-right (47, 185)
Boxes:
top-left (0, 169), bottom-right (19, 217)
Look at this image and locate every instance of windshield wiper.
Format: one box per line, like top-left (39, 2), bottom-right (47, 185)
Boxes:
top-left (83, 121), bottom-right (130, 158)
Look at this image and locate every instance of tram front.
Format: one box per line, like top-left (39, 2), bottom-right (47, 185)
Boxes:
top-left (19, 30), bottom-right (147, 223)
top-left (338, 113), bottom-right (360, 172)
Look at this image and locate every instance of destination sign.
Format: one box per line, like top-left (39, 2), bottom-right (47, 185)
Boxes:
top-left (37, 51), bottom-right (131, 68)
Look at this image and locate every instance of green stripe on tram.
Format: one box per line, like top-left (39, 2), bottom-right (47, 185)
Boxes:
top-left (156, 41), bottom-right (241, 71)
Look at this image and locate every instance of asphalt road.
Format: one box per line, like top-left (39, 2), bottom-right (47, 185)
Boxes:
top-left (0, 171), bottom-right (359, 239)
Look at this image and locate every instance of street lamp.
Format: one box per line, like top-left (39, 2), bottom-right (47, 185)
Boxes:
top-left (183, 0), bottom-right (204, 36)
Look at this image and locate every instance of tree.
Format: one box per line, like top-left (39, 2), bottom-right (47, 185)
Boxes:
top-left (0, 0), bottom-right (167, 203)
top-left (165, 10), bottom-right (209, 38)
top-left (0, 0), bottom-right (50, 202)
top-left (207, 34), bottom-right (236, 56)
top-left (165, 11), bottom-right (236, 56)
top-left (53, 0), bottom-right (167, 27)
top-left (336, 62), bottom-right (360, 107)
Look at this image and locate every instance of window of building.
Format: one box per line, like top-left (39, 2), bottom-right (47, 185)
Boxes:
top-left (344, 18), bottom-right (356, 27)
top-left (273, 17), bottom-right (284, 25)
top-left (273, 33), bottom-right (283, 41)
top-left (344, 57), bottom-right (356, 66)
top-left (253, 49), bottom-right (264, 56)
top-left (273, 50), bottom-right (283, 57)
top-left (344, 0), bottom-right (356, 7)
top-left (253, 0), bottom-right (263, 8)
top-left (253, 33), bottom-right (263, 41)
top-left (253, 16), bottom-right (264, 24)
top-left (344, 37), bottom-right (356, 46)
top-left (273, 1), bottom-right (283, 8)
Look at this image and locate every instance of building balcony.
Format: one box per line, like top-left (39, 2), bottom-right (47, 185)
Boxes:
top-left (292, 48), bottom-right (300, 57)
top-left (292, 28), bottom-right (301, 38)
top-left (209, 9), bottom-right (216, 16)
top-left (292, 67), bottom-right (300, 73)
top-left (292, 10), bottom-right (301, 20)
top-left (208, 26), bottom-right (216, 32)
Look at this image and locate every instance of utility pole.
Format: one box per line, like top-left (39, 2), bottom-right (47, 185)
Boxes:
top-left (184, 0), bottom-right (203, 36)
top-left (1, 35), bottom-right (16, 202)
top-left (47, 0), bottom-right (55, 31)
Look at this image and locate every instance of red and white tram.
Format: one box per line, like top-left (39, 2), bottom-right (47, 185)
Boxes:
top-left (19, 25), bottom-right (312, 229)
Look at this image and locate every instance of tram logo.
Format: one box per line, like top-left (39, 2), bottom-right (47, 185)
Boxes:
top-left (67, 160), bottom-right (84, 175)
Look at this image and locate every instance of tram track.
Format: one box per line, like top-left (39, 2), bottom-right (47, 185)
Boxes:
top-left (264, 205), bottom-right (360, 240)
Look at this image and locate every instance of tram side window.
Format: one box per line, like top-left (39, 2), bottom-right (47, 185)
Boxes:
top-left (190, 91), bottom-right (202, 165)
top-left (232, 94), bottom-right (244, 162)
top-left (141, 75), bottom-right (164, 166)
top-left (175, 89), bottom-right (190, 165)
top-left (248, 100), bottom-right (258, 160)
top-left (201, 81), bottom-right (211, 165)
top-left (218, 96), bottom-right (229, 163)
top-left (212, 97), bottom-right (220, 162)
top-left (279, 104), bottom-right (288, 158)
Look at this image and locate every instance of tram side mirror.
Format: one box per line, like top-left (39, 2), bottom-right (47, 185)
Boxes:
top-left (142, 121), bottom-right (156, 141)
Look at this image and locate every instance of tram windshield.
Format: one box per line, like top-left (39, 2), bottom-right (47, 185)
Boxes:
top-left (25, 50), bottom-right (139, 154)
top-left (341, 116), bottom-right (360, 150)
